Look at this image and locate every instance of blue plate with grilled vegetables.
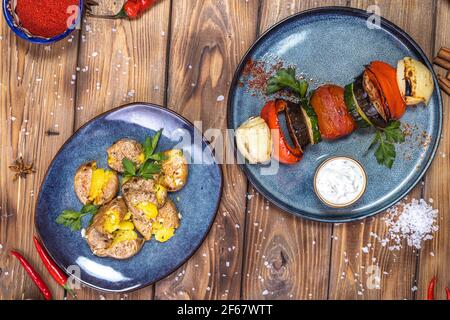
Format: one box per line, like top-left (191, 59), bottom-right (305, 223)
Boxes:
top-left (228, 7), bottom-right (442, 222)
top-left (35, 103), bottom-right (222, 293)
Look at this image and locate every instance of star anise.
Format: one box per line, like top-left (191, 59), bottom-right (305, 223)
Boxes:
top-left (9, 157), bottom-right (36, 181)
top-left (85, 0), bottom-right (99, 14)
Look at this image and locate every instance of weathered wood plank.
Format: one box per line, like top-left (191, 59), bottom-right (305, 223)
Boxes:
top-left (241, 0), bottom-right (346, 300)
top-left (154, 0), bottom-right (258, 300)
top-left (328, 0), bottom-right (435, 300)
top-left (69, 0), bottom-right (171, 300)
top-left (0, 21), bottom-right (79, 299)
top-left (417, 0), bottom-right (449, 301)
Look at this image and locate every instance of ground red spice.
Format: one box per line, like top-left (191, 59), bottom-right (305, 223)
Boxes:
top-left (15, 0), bottom-right (79, 38)
top-left (240, 58), bottom-right (285, 96)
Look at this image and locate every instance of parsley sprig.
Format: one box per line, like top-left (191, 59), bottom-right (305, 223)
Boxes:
top-left (367, 121), bottom-right (405, 169)
top-left (266, 67), bottom-right (309, 98)
top-left (56, 204), bottom-right (99, 231)
top-left (123, 130), bottom-right (166, 180)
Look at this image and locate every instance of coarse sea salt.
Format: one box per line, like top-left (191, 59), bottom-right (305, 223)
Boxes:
top-left (380, 199), bottom-right (438, 250)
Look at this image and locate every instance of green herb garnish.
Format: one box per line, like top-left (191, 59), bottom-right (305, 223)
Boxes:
top-left (367, 121), bottom-right (405, 169)
top-left (56, 204), bottom-right (99, 231)
top-left (122, 130), bottom-right (166, 180)
top-left (143, 130), bottom-right (162, 160)
top-left (266, 67), bottom-right (308, 98)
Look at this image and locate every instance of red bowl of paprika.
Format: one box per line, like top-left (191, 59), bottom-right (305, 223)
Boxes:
top-left (2, 0), bottom-right (84, 44)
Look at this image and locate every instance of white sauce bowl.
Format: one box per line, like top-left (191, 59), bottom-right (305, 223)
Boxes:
top-left (314, 156), bottom-right (367, 208)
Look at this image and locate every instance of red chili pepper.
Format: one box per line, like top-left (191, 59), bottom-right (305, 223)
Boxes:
top-left (260, 100), bottom-right (303, 164)
top-left (34, 237), bottom-right (77, 298)
top-left (89, 0), bottom-right (157, 19)
top-left (446, 287), bottom-right (450, 300)
top-left (139, 0), bottom-right (155, 10)
top-left (124, 1), bottom-right (142, 19)
top-left (427, 277), bottom-right (436, 300)
top-left (33, 237), bottom-right (66, 287)
top-left (10, 250), bottom-right (52, 300)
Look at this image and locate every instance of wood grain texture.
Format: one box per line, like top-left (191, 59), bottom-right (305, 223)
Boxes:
top-left (68, 0), bottom-right (171, 300)
top-left (328, 0), bottom-right (436, 300)
top-left (241, 0), bottom-right (346, 300)
top-left (417, 0), bottom-right (450, 300)
top-left (0, 22), bottom-right (79, 299)
top-left (154, 0), bottom-right (258, 300)
top-left (1, 0), bottom-right (447, 301)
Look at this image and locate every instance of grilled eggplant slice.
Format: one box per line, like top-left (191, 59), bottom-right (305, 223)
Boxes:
top-left (284, 100), bottom-right (310, 150)
top-left (354, 74), bottom-right (389, 128)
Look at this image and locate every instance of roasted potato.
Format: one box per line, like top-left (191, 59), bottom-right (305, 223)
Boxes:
top-left (159, 149), bottom-right (188, 192)
top-left (74, 161), bottom-right (119, 206)
top-left (122, 177), bottom-right (168, 240)
top-left (152, 199), bottom-right (181, 243)
top-left (86, 197), bottom-right (144, 259)
top-left (107, 139), bottom-right (145, 172)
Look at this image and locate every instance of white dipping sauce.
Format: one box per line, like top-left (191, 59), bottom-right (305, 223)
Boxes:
top-left (315, 157), bottom-right (366, 207)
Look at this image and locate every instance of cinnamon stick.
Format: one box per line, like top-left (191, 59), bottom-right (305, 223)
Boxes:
top-left (438, 74), bottom-right (450, 95)
top-left (437, 47), bottom-right (450, 63)
top-left (434, 56), bottom-right (450, 70)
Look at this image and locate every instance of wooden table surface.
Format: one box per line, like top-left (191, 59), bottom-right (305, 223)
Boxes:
top-left (0, 0), bottom-right (449, 300)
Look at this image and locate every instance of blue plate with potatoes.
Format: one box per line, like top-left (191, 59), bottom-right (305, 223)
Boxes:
top-left (35, 103), bottom-right (222, 292)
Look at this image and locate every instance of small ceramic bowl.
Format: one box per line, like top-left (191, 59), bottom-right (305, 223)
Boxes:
top-left (2, 0), bottom-right (84, 44)
top-left (314, 156), bottom-right (367, 208)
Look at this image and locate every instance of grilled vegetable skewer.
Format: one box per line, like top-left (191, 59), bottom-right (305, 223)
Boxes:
top-left (236, 57), bottom-right (434, 167)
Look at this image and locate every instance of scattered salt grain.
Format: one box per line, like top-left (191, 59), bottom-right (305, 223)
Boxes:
top-left (262, 289), bottom-right (269, 296)
top-left (216, 95), bottom-right (225, 102)
top-left (381, 199), bottom-right (438, 250)
top-left (91, 52), bottom-right (98, 57)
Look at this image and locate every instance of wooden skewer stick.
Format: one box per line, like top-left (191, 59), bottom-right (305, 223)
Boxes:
top-left (437, 74), bottom-right (450, 96)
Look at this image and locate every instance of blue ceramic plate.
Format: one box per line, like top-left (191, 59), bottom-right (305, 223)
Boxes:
top-left (228, 7), bottom-right (442, 222)
top-left (36, 103), bottom-right (222, 292)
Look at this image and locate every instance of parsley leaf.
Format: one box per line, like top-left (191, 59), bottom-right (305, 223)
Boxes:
top-left (367, 121), bottom-right (405, 169)
top-left (383, 121), bottom-right (405, 143)
top-left (266, 67), bottom-right (308, 98)
top-left (147, 152), bottom-right (167, 162)
top-left (138, 161), bottom-right (162, 179)
top-left (56, 204), bottom-right (99, 231)
top-left (122, 158), bottom-right (137, 178)
top-left (121, 131), bottom-right (166, 181)
top-left (143, 130), bottom-right (162, 160)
